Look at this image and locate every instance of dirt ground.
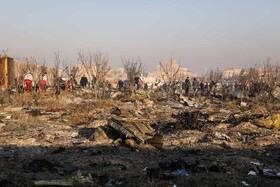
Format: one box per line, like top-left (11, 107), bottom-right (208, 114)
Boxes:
top-left (0, 90), bottom-right (279, 187)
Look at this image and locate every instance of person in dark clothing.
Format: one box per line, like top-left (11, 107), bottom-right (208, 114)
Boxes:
top-left (80, 74), bottom-right (88, 87)
top-left (185, 77), bottom-right (191, 96)
top-left (92, 76), bottom-right (97, 89)
top-left (162, 82), bottom-right (167, 92)
top-left (117, 79), bottom-right (124, 91)
top-left (209, 80), bottom-right (216, 95)
top-left (144, 83), bottom-right (148, 90)
top-left (205, 82), bottom-right (210, 96)
top-left (107, 81), bottom-right (112, 97)
top-left (200, 81), bottom-right (205, 95)
top-left (192, 78), bottom-right (199, 97)
top-left (134, 77), bottom-right (141, 90)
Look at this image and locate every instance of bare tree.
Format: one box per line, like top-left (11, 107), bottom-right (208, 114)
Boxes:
top-left (0, 49), bottom-right (8, 58)
top-left (78, 51), bottom-right (95, 86)
top-left (275, 61), bottom-right (280, 83)
top-left (26, 57), bottom-right (40, 87)
top-left (122, 58), bottom-right (144, 93)
top-left (94, 51), bottom-right (111, 98)
top-left (260, 57), bottom-right (280, 101)
top-left (94, 51), bottom-right (110, 83)
top-left (50, 52), bottom-right (61, 87)
top-left (208, 67), bottom-right (223, 83)
top-left (39, 59), bottom-right (48, 78)
top-left (159, 57), bottom-right (180, 95)
top-left (78, 51), bottom-right (110, 98)
top-left (12, 57), bottom-right (40, 92)
top-left (62, 60), bottom-right (82, 86)
top-left (261, 57), bottom-right (280, 87)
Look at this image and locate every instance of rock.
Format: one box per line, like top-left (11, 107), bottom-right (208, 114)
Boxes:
top-left (71, 132), bottom-right (79, 138)
top-left (240, 102), bottom-right (249, 108)
top-left (248, 171), bottom-right (257, 176)
top-left (5, 116), bottom-right (12, 120)
top-left (212, 132), bottom-right (231, 141)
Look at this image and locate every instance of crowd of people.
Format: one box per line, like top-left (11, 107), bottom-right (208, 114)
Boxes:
top-left (152, 77), bottom-right (276, 100)
top-left (22, 71), bottom-right (48, 93)
top-left (18, 71), bottom-right (277, 101)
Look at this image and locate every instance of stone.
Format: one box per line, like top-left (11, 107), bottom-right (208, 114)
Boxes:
top-left (5, 116), bottom-right (12, 120)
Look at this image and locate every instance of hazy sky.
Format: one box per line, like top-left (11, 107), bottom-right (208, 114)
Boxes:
top-left (1, 0), bottom-right (280, 74)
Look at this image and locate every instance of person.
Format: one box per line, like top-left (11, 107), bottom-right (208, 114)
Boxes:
top-left (162, 82), bottom-right (167, 92)
top-left (134, 77), bottom-right (141, 90)
top-left (67, 76), bottom-right (74, 92)
top-left (24, 71), bottom-right (33, 93)
top-left (39, 73), bottom-right (47, 92)
top-left (200, 81), bottom-right (205, 95)
top-left (185, 77), bottom-right (191, 96)
top-left (205, 82), bottom-right (210, 96)
top-left (144, 82), bottom-right (148, 90)
top-left (192, 78), bottom-right (198, 97)
top-left (175, 81), bottom-right (181, 94)
top-left (80, 74), bottom-right (88, 88)
top-left (209, 80), bottom-right (216, 95)
top-left (117, 79), bottom-right (124, 91)
top-left (107, 81), bottom-right (112, 97)
top-left (92, 76), bottom-right (97, 89)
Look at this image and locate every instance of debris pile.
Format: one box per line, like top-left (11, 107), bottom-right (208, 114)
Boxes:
top-left (0, 89), bottom-right (280, 186)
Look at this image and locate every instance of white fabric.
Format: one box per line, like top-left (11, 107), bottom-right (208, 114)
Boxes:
top-left (24, 73), bottom-right (33, 81)
top-left (42, 75), bottom-right (47, 81)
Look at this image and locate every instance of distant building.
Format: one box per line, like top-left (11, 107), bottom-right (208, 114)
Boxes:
top-left (148, 61), bottom-right (197, 83)
top-left (222, 68), bottom-right (242, 79)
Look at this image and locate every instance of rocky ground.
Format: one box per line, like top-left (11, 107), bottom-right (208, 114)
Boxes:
top-left (0, 89), bottom-right (279, 187)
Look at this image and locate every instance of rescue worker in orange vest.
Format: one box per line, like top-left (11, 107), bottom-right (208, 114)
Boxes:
top-left (24, 71), bottom-right (33, 93)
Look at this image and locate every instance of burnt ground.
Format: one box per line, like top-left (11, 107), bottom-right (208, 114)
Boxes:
top-left (0, 90), bottom-right (279, 187)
